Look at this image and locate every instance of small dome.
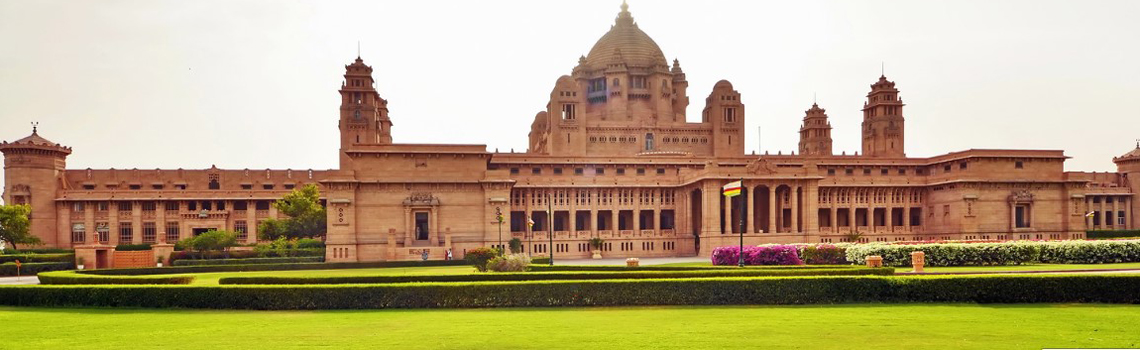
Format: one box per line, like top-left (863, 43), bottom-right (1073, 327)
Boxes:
top-left (12, 132), bottom-right (56, 146)
top-left (1117, 143), bottom-right (1140, 160)
top-left (584, 2), bottom-right (666, 69)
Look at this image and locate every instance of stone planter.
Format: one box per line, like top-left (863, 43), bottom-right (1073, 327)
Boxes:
top-left (76, 264), bottom-right (85, 270)
top-left (156, 263), bottom-right (163, 268)
top-left (591, 250), bottom-right (602, 259)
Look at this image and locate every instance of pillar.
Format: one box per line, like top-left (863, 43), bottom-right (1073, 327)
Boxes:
top-left (767, 186), bottom-right (776, 234)
top-left (724, 189), bottom-right (733, 234)
top-left (790, 185), bottom-right (799, 233)
top-left (131, 201), bottom-right (142, 244)
top-left (746, 184), bottom-right (756, 233)
top-left (246, 200), bottom-right (257, 243)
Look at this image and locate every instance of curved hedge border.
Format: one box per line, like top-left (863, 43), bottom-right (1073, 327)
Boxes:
top-left (0, 253), bottom-right (75, 264)
top-left (529, 265), bottom-right (851, 272)
top-left (0, 262), bottom-right (74, 276)
top-left (173, 256), bottom-right (324, 266)
top-left (38, 271), bottom-right (193, 285)
top-left (2, 275), bottom-right (1138, 309)
top-left (845, 240), bottom-right (1140, 266)
top-left (218, 267), bottom-right (895, 285)
top-left (84, 260), bottom-right (468, 276)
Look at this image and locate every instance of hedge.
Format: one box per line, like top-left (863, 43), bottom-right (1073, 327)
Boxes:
top-left (844, 240), bottom-right (1140, 266)
top-left (169, 248), bottom-right (324, 264)
top-left (218, 267), bottom-right (895, 285)
top-left (1, 248), bottom-right (73, 254)
top-left (81, 260), bottom-right (469, 276)
top-left (173, 256), bottom-right (324, 266)
top-left (528, 265), bottom-right (850, 272)
top-left (38, 271), bottom-right (193, 285)
top-left (0, 253), bottom-right (74, 264)
top-left (0, 262), bottom-right (74, 276)
top-left (2, 275), bottom-right (1139, 309)
top-left (115, 244), bottom-right (152, 251)
top-left (1087, 230), bottom-right (1140, 240)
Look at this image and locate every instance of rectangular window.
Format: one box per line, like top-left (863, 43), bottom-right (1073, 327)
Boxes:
top-left (1015, 161), bottom-right (1024, 169)
top-left (82, 184), bottom-right (95, 190)
top-left (175, 184), bottom-right (187, 190)
top-left (165, 222), bottom-right (180, 243)
top-left (881, 168), bottom-right (889, 175)
top-left (898, 168), bottom-right (906, 175)
top-left (596, 168), bottom-right (605, 175)
top-left (636, 168), bottom-right (646, 175)
top-left (863, 168), bottom-right (872, 175)
top-left (263, 184), bottom-right (274, 190)
top-left (532, 168), bottom-right (541, 175)
top-left (959, 162), bottom-right (968, 170)
top-left (142, 222), bottom-right (157, 243)
top-left (561, 104), bottom-right (576, 120)
top-left (1015, 205), bottom-right (1030, 228)
top-left (723, 107), bottom-right (736, 123)
top-left (96, 223), bottom-right (109, 242)
top-left (616, 168), bottom-right (626, 175)
top-left (944, 165), bottom-right (952, 173)
top-left (98, 202), bottom-right (109, 211)
top-left (71, 223), bottom-right (86, 243)
top-left (284, 184), bottom-right (295, 190)
top-left (827, 169), bottom-right (836, 175)
top-left (553, 168), bottom-right (563, 175)
top-left (235, 220), bottom-right (248, 241)
top-left (165, 201), bottom-right (179, 211)
top-left (656, 168), bottom-right (666, 175)
top-left (233, 201), bottom-right (247, 211)
top-left (1119, 211), bottom-right (1127, 225)
top-left (141, 202), bottom-right (156, 212)
top-left (845, 168), bottom-right (853, 175)
top-left (510, 168), bottom-right (519, 175)
top-left (574, 168), bottom-right (584, 175)
top-left (152, 184), bottom-right (164, 190)
top-left (631, 76), bottom-right (646, 88)
top-left (129, 184), bottom-right (141, 190)
top-left (72, 202), bottom-right (85, 212)
top-left (241, 184), bottom-right (253, 190)
top-left (117, 202), bottom-right (132, 211)
top-left (119, 222), bottom-right (133, 243)
top-left (255, 201), bottom-right (271, 210)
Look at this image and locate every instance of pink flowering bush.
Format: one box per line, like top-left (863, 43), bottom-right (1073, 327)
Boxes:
top-left (711, 245), bottom-right (803, 266)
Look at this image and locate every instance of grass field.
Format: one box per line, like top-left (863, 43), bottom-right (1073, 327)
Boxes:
top-left (2, 304), bottom-right (1137, 349)
top-left (661, 262), bottom-right (1140, 273)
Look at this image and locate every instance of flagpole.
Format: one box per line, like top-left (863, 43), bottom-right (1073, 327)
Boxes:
top-left (738, 178), bottom-right (745, 267)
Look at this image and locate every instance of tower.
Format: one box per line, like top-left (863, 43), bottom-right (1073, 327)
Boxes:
top-left (338, 57), bottom-right (391, 165)
top-left (703, 80), bottom-right (746, 157)
top-left (861, 75), bottom-right (905, 157)
top-left (1, 125), bottom-right (71, 247)
top-left (798, 103), bottom-right (833, 156)
top-left (1114, 142), bottom-right (1140, 229)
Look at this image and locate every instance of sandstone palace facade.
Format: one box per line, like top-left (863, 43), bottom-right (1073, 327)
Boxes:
top-left (3, 4), bottom-right (1138, 261)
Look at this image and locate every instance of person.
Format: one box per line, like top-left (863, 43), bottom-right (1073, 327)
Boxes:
top-left (421, 249), bottom-right (429, 261)
top-left (446, 249), bottom-right (453, 261)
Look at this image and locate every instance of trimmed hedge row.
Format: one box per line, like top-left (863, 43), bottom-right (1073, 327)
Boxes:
top-left (528, 265), bottom-right (851, 272)
top-left (38, 271), bottom-right (194, 285)
top-left (1, 248), bottom-right (73, 254)
top-left (0, 253), bottom-right (74, 264)
top-left (172, 256), bottom-right (324, 266)
top-left (218, 267), bottom-right (896, 285)
top-left (2, 275), bottom-right (1139, 309)
top-left (82, 260), bottom-right (469, 276)
top-left (0, 262), bottom-right (74, 276)
top-left (115, 244), bottom-right (153, 251)
top-left (168, 248), bottom-right (324, 265)
top-left (1087, 230), bottom-right (1140, 239)
top-left (844, 240), bottom-right (1140, 266)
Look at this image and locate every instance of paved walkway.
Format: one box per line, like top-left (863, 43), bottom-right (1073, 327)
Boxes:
top-left (0, 276), bottom-right (39, 285)
top-left (550, 256), bottom-right (707, 266)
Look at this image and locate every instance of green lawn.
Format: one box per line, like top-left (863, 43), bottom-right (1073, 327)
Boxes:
top-left (167, 265), bottom-right (478, 285)
top-left (2, 304), bottom-right (1137, 349)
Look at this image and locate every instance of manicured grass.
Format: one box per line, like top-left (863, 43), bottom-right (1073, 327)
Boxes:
top-left (2, 304), bottom-right (1137, 349)
top-left (173, 265), bottom-right (477, 285)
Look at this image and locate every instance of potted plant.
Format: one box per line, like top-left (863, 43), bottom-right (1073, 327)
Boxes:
top-left (589, 237), bottom-right (605, 259)
top-left (156, 255), bottom-right (164, 267)
top-left (76, 256), bottom-right (86, 270)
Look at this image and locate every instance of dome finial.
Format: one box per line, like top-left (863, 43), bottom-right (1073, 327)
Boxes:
top-left (616, 0), bottom-right (633, 26)
top-left (31, 121), bottom-right (38, 134)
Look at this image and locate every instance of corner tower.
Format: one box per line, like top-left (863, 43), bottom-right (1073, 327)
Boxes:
top-left (798, 103), bottom-right (833, 156)
top-left (338, 57), bottom-right (391, 165)
top-left (1, 125), bottom-right (71, 247)
top-left (1114, 142), bottom-right (1140, 229)
top-left (861, 75), bottom-right (905, 157)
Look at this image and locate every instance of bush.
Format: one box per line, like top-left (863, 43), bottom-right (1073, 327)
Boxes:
top-left (115, 244), bottom-right (152, 251)
top-left (169, 248), bottom-right (323, 265)
top-left (220, 267), bottom-right (894, 285)
top-left (1087, 230), bottom-right (1140, 240)
top-left (711, 245), bottom-right (803, 266)
top-left (465, 247), bottom-right (501, 272)
top-left (38, 270), bottom-right (193, 285)
top-left (508, 238), bottom-right (523, 254)
top-left (296, 238), bottom-right (325, 249)
top-left (0, 253), bottom-right (74, 264)
top-left (486, 254), bottom-right (531, 272)
top-left (79, 260), bottom-right (469, 276)
top-left (844, 240), bottom-right (1140, 266)
top-left (0, 262), bottom-right (74, 276)
top-left (798, 244), bottom-right (847, 265)
top-left (4, 275), bottom-right (1140, 309)
top-left (1, 248), bottom-right (72, 255)
top-left (173, 256), bottom-right (324, 266)
top-left (531, 257), bottom-right (551, 265)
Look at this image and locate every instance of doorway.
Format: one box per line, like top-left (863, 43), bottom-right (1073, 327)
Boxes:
top-left (415, 212), bottom-right (430, 240)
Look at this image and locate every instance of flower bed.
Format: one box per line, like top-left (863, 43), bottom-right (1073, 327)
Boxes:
top-left (844, 240), bottom-right (1140, 266)
top-left (711, 245), bottom-right (803, 266)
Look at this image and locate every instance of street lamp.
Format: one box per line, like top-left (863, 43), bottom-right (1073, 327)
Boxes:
top-left (495, 206), bottom-right (504, 254)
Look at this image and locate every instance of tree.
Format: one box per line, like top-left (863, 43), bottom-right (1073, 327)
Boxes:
top-left (0, 204), bottom-right (40, 250)
top-left (178, 229), bottom-right (238, 259)
top-left (508, 237), bottom-right (523, 254)
top-left (258, 184), bottom-right (327, 240)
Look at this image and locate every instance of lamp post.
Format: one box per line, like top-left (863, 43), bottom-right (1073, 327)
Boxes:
top-left (495, 206), bottom-right (504, 254)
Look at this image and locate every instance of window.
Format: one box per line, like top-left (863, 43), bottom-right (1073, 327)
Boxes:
top-left (898, 168), bottom-right (906, 175)
top-left (553, 168), bottom-right (563, 175)
top-left (119, 222), bottom-right (133, 243)
top-left (255, 201), bottom-right (271, 210)
top-left (164, 222), bottom-right (180, 242)
top-left (656, 168), bottom-right (666, 175)
top-left (284, 184), bottom-right (295, 190)
top-left (636, 168), bottom-right (646, 175)
top-left (596, 168), bottom-right (605, 175)
top-left (616, 168), bottom-right (625, 175)
top-left (117, 202), bottom-right (132, 211)
top-left (263, 184), bottom-right (274, 190)
top-left (72, 202), bottom-right (85, 212)
top-left (574, 168), bottom-right (584, 175)
top-left (175, 184), bottom-right (187, 190)
top-left (863, 168), bottom-right (872, 175)
top-left (97, 202), bottom-right (109, 212)
top-left (1015, 161), bottom-right (1024, 169)
top-left (82, 184), bottom-right (95, 190)
top-left (1014, 204), bottom-right (1031, 228)
top-left (142, 222), bottom-right (156, 243)
top-left (141, 202), bottom-right (156, 212)
top-left (944, 165), bottom-right (952, 173)
top-left (129, 184), bottom-right (141, 190)
top-left (235, 221), bottom-right (248, 240)
top-left (631, 76), bottom-right (646, 89)
top-left (152, 184), bottom-right (164, 190)
top-left (960, 162), bottom-right (968, 170)
top-left (71, 223), bottom-right (85, 243)
top-left (233, 201), bottom-right (247, 211)
top-left (241, 184), bottom-right (252, 190)
top-left (188, 201), bottom-right (197, 211)
top-left (724, 107), bottom-right (737, 123)
top-left (532, 168), bottom-right (541, 175)
top-left (1119, 211), bottom-right (1127, 225)
top-left (881, 168), bottom-right (889, 175)
top-left (845, 168), bottom-right (853, 175)
top-left (96, 223), bottom-right (109, 242)
top-left (510, 168), bottom-right (519, 175)
top-left (208, 180), bottom-right (220, 190)
top-left (561, 104), bottom-right (576, 120)
top-left (165, 201), bottom-right (178, 211)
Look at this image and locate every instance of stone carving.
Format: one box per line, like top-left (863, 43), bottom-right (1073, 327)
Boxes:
top-left (1009, 190), bottom-right (1034, 202)
top-left (746, 158), bottom-right (777, 174)
top-left (402, 192), bottom-right (440, 206)
top-left (9, 184), bottom-right (30, 194)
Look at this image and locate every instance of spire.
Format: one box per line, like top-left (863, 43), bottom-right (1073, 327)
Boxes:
top-left (616, 0), bottom-right (634, 26)
top-left (31, 121), bottom-right (38, 134)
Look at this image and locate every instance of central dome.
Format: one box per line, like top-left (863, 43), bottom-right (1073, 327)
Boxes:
top-left (584, 2), bottom-right (667, 68)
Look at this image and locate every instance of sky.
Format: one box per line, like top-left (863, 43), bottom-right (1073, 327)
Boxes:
top-left (1, 0), bottom-right (1138, 194)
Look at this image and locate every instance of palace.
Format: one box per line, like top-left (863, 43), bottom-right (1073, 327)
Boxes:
top-left (3, 3), bottom-right (1138, 262)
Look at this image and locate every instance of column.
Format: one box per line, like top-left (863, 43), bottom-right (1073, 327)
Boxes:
top-left (746, 184), bottom-right (756, 233)
top-left (83, 204), bottom-right (95, 244)
top-left (569, 190), bottom-right (577, 234)
top-left (612, 206), bottom-right (619, 233)
top-left (246, 200), bottom-right (257, 243)
top-left (790, 185), bottom-right (799, 233)
top-left (156, 201), bottom-right (167, 243)
top-left (404, 208), bottom-right (413, 243)
top-left (830, 204), bottom-right (838, 234)
top-left (848, 194), bottom-right (856, 232)
top-left (1086, 197), bottom-right (1093, 229)
top-left (724, 189), bottom-right (733, 234)
top-left (1112, 196), bottom-right (1120, 229)
top-left (131, 200), bottom-right (142, 244)
top-left (767, 185), bottom-right (776, 234)
top-left (633, 189), bottom-right (642, 232)
top-left (886, 204), bottom-right (894, 233)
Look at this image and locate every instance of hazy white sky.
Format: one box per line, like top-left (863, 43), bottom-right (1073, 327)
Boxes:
top-left (2, 0), bottom-right (1138, 192)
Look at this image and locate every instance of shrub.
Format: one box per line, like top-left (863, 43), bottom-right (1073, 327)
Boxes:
top-left (296, 238), bottom-right (325, 249)
top-left (589, 237), bottom-right (605, 250)
top-left (173, 256), bottom-right (324, 266)
top-left (115, 244), bottom-right (152, 251)
top-left (798, 244), bottom-right (847, 265)
top-left (0, 253), bottom-right (74, 264)
top-left (486, 254), bottom-right (531, 272)
top-left (79, 260), bottom-right (468, 276)
top-left (38, 270), bottom-right (193, 285)
top-left (711, 245), bottom-right (803, 266)
top-left (530, 257), bottom-right (551, 265)
top-left (844, 240), bottom-right (1140, 266)
top-left (1, 248), bottom-right (72, 255)
top-left (0, 262), bottom-right (74, 276)
top-left (508, 238), bottom-right (523, 254)
top-left (465, 247), bottom-right (500, 272)
top-left (219, 267), bottom-right (894, 285)
top-left (178, 230), bottom-right (239, 259)
top-left (4, 275), bottom-right (1140, 309)
top-left (1086, 230), bottom-right (1140, 240)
